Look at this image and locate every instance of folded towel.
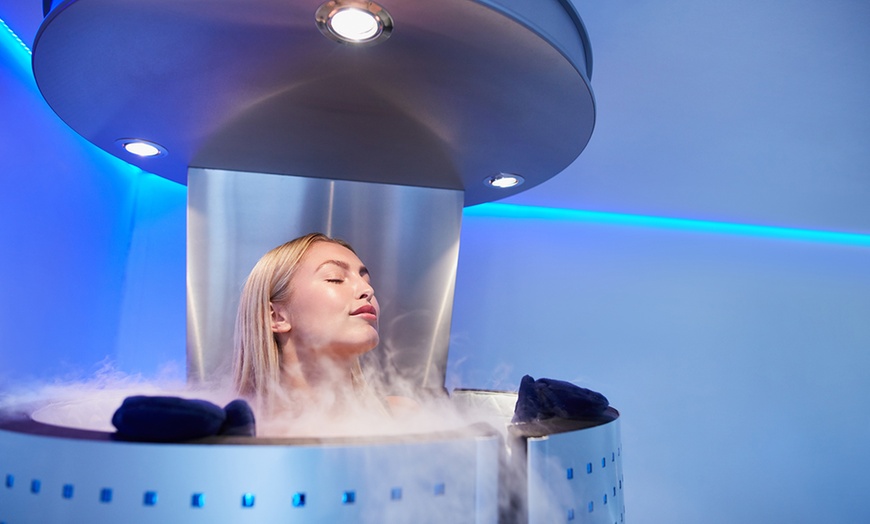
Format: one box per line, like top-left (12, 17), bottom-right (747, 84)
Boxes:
top-left (112, 396), bottom-right (256, 442)
top-left (512, 375), bottom-right (609, 423)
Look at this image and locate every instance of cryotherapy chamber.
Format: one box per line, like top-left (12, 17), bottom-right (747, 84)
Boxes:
top-left (0, 0), bottom-right (624, 522)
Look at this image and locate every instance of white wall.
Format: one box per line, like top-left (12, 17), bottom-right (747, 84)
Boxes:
top-left (448, 211), bottom-right (870, 523)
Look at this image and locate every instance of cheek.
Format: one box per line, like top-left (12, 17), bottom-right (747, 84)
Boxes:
top-left (291, 288), bottom-right (345, 325)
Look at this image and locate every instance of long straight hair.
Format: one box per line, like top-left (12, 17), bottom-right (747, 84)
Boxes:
top-left (232, 233), bottom-right (362, 406)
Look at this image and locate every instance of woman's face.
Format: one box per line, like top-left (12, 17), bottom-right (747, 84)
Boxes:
top-left (273, 241), bottom-right (380, 360)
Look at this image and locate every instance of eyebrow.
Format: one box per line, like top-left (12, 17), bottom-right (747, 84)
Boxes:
top-left (317, 259), bottom-right (370, 278)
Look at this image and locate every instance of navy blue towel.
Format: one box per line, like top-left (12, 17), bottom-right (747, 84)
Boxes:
top-left (112, 396), bottom-right (256, 442)
top-left (512, 375), bottom-right (609, 423)
top-left (221, 398), bottom-right (257, 437)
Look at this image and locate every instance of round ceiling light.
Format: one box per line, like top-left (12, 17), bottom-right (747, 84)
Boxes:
top-left (485, 173), bottom-right (525, 189)
top-left (316, 1), bottom-right (393, 45)
top-left (116, 138), bottom-right (167, 158)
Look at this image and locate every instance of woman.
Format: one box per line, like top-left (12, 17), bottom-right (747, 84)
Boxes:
top-left (233, 233), bottom-right (385, 420)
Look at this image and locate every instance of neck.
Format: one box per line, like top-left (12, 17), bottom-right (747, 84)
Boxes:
top-left (278, 339), bottom-right (356, 396)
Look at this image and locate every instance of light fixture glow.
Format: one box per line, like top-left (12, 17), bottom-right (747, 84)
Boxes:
top-left (316, 1), bottom-right (393, 46)
top-left (116, 139), bottom-right (167, 158)
top-left (485, 173), bottom-right (525, 189)
top-left (330, 8), bottom-right (379, 41)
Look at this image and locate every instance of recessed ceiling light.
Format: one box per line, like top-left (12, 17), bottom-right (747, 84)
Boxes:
top-left (485, 173), bottom-right (525, 189)
top-left (116, 139), bottom-right (167, 158)
top-left (331, 8), bottom-right (379, 40)
top-left (316, 1), bottom-right (393, 46)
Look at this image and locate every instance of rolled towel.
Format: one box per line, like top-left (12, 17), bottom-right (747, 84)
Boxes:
top-left (112, 395), bottom-right (226, 442)
top-left (220, 399), bottom-right (256, 437)
top-left (512, 375), bottom-right (609, 423)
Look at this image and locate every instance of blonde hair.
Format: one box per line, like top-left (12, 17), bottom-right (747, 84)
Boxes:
top-left (232, 233), bottom-right (361, 405)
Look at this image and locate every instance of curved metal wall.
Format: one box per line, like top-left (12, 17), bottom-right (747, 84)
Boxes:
top-left (0, 422), bottom-right (500, 523)
top-left (33, 0), bottom-right (595, 205)
top-left (187, 168), bottom-right (464, 391)
top-left (0, 399), bottom-right (623, 524)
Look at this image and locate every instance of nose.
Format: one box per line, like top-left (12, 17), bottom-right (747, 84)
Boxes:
top-left (359, 281), bottom-right (375, 301)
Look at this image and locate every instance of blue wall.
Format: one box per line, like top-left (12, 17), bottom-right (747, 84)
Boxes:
top-left (449, 209), bottom-right (870, 523)
top-left (0, 24), bottom-right (186, 383)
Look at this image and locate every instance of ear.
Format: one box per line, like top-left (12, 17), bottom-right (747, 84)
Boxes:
top-left (270, 302), bottom-right (292, 333)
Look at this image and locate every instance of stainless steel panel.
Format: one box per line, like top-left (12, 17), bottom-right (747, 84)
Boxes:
top-left (187, 168), bottom-right (464, 392)
top-left (0, 420), bottom-right (500, 523)
top-left (33, 0), bottom-right (595, 205)
top-left (525, 416), bottom-right (624, 524)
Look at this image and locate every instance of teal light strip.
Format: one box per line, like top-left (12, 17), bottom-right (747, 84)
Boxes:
top-left (465, 203), bottom-right (870, 247)
top-left (0, 17), bottom-right (33, 80)
top-left (0, 18), bottom-right (31, 55)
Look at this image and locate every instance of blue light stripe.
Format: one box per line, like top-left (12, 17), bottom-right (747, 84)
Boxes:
top-left (0, 17), bottom-right (34, 83)
top-left (0, 18), bottom-right (31, 55)
top-left (464, 203), bottom-right (870, 247)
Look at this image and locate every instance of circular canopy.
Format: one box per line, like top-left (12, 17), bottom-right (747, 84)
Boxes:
top-left (33, 0), bottom-right (595, 205)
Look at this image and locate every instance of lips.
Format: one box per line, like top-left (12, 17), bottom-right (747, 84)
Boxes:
top-left (351, 304), bottom-right (378, 318)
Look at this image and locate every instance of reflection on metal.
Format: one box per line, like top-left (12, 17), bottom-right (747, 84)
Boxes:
top-left (2, 394), bottom-right (622, 524)
top-left (0, 418), bottom-right (501, 523)
top-left (187, 168), bottom-right (464, 390)
top-left (452, 391), bottom-right (625, 523)
top-left (523, 411), bottom-right (624, 524)
top-left (33, 0), bottom-right (595, 205)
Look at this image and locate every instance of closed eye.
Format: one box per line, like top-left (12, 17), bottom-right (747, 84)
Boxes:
top-left (326, 278), bottom-right (344, 284)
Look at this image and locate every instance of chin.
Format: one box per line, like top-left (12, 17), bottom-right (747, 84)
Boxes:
top-left (335, 336), bottom-right (379, 358)
top-left (356, 337), bottom-right (380, 355)
top-left (356, 328), bottom-right (380, 353)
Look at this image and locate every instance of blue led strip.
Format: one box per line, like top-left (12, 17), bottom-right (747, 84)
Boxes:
top-left (0, 17), bottom-right (32, 77)
top-left (465, 203), bottom-right (870, 247)
top-left (0, 18), bottom-right (31, 55)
